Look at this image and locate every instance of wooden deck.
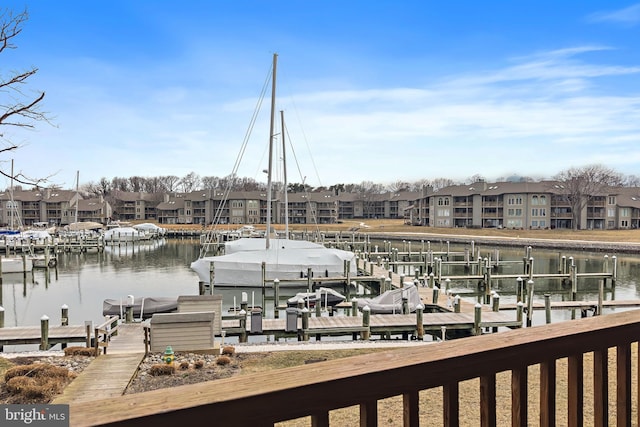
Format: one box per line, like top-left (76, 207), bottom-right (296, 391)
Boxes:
top-left (52, 323), bottom-right (146, 404)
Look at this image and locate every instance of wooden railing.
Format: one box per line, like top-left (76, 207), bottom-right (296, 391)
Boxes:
top-left (70, 310), bottom-right (640, 426)
top-left (93, 315), bottom-right (119, 355)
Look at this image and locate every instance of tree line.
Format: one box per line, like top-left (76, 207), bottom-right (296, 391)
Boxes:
top-left (65, 165), bottom-right (639, 200)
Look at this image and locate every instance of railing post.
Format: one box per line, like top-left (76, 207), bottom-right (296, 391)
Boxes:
top-left (351, 298), bottom-right (358, 317)
top-left (454, 295), bottom-right (461, 313)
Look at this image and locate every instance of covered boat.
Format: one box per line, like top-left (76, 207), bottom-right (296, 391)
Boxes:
top-left (356, 283), bottom-right (422, 314)
top-left (103, 226), bottom-right (145, 243)
top-left (190, 238), bottom-right (357, 287)
top-left (102, 296), bottom-right (178, 319)
top-left (287, 287), bottom-right (346, 308)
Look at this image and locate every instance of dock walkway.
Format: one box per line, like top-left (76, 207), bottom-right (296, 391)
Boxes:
top-left (52, 323), bottom-right (145, 404)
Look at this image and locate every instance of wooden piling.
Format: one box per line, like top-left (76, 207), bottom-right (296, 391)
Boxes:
top-left (362, 306), bottom-right (370, 340)
top-left (239, 310), bottom-right (247, 343)
top-left (61, 304), bottom-right (69, 326)
top-left (473, 304), bottom-right (482, 336)
top-left (40, 315), bottom-right (49, 350)
top-left (273, 279), bottom-right (280, 319)
top-left (301, 308), bottom-right (309, 341)
top-left (544, 294), bottom-right (551, 324)
top-left (526, 280), bottom-right (534, 327)
top-left (415, 304), bottom-right (424, 340)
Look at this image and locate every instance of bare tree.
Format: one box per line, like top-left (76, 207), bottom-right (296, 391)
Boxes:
top-left (554, 164), bottom-right (623, 230)
top-left (128, 176), bottom-right (146, 192)
top-left (431, 177), bottom-right (456, 191)
top-left (201, 176), bottom-right (219, 190)
top-left (143, 177), bottom-right (166, 193)
top-left (111, 176), bottom-right (130, 192)
top-left (0, 8), bottom-right (50, 185)
top-left (623, 174), bottom-right (640, 187)
top-left (239, 176), bottom-right (264, 191)
top-left (386, 180), bottom-right (410, 192)
top-left (160, 175), bottom-right (180, 192)
top-left (179, 172), bottom-right (201, 192)
top-left (465, 174), bottom-right (486, 184)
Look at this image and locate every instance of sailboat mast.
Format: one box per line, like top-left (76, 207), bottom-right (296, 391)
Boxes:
top-left (74, 170), bottom-right (79, 223)
top-left (280, 110), bottom-right (289, 238)
top-left (266, 53), bottom-right (277, 250)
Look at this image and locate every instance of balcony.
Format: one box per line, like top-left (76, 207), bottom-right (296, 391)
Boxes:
top-left (71, 310), bottom-right (639, 426)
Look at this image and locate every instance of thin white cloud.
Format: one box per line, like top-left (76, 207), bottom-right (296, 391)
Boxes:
top-left (588, 3), bottom-right (640, 26)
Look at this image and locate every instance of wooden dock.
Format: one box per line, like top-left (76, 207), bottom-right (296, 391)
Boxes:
top-left (52, 323), bottom-right (146, 404)
top-left (0, 325), bottom-right (89, 350)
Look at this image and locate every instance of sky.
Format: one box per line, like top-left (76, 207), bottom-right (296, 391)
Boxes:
top-left (2, 1), bottom-right (640, 191)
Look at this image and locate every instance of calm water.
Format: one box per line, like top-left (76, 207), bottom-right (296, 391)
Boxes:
top-left (1, 237), bottom-right (639, 345)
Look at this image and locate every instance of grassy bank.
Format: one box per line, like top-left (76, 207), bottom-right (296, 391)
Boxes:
top-left (160, 219), bottom-right (640, 243)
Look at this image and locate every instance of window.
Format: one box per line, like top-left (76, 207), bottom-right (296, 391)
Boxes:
top-left (608, 196), bottom-right (616, 205)
top-left (532, 196), bottom-right (538, 205)
top-left (508, 196), bottom-right (523, 205)
top-left (607, 208), bottom-right (616, 217)
top-left (621, 208), bottom-right (630, 216)
top-left (621, 220), bottom-right (629, 227)
top-left (437, 198), bottom-right (450, 206)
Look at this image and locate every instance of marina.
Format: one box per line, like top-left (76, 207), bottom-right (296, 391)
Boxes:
top-left (0, 232), bottom-right (638, 352)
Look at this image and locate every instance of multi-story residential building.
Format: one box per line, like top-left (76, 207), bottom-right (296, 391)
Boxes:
top-left (411, 180), bottom-right (640, 230)
top-left (287, 192), bottom-right (338, 224)
top-left (109, 190), bottom-right (165, 222)
top-left (335, 191), bottom-right (420, 220)
top-left (0, 188), bottom-right (110, 227)
top-left (156, 194), bottom-right (187, 225)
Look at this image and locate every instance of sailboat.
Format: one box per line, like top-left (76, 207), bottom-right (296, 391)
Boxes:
top-left (190, 54), bottom-right (357, 287)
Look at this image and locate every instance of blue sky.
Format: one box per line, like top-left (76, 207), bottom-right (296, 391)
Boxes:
top-left (2, 1), bottom-right (640, 190)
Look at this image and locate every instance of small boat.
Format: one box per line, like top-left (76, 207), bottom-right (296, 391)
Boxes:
top-left (287, 287), bottom-right (346, 308)
top-left (102, 296), bottom-right (178, 319)
top-left (356, 283), bottom-right (422, 314)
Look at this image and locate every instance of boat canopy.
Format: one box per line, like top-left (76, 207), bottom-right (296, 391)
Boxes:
top-left (357, 283), bottom-right (422, 314)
